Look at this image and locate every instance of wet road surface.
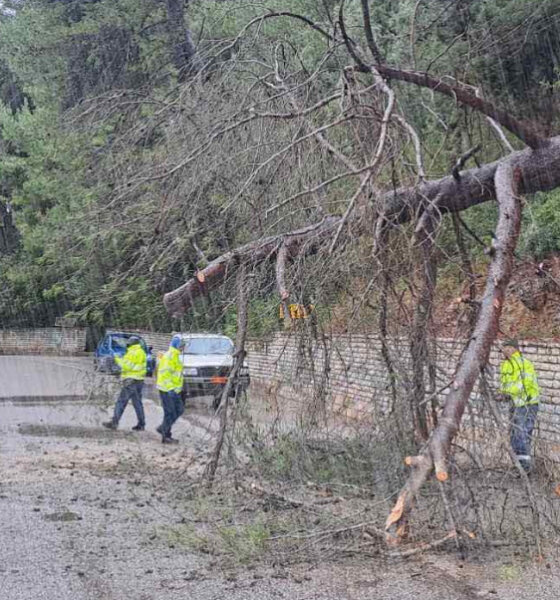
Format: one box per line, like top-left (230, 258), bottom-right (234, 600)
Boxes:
top-left (1, 356), bottom-right (560, 599)
top-left (0, 355), bottom-right (92, 400)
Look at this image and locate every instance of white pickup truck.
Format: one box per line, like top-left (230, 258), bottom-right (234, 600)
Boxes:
top-left (177, 333), bottom-right (250, 409)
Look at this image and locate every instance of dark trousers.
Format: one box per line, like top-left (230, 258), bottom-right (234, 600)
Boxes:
top-left (510, 404), bottom-right (538, 470)
top-left (113, 379), bottom-right (145, 427)
top-left (159, 390), bottom-right (184, 438)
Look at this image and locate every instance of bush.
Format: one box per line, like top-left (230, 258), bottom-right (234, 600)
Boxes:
top-left (522, 189), bottom-right (560, 259)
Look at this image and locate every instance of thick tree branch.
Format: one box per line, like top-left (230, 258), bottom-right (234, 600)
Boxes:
top-left (385, 160), bottom-right (523, 544)
top-left (164, 216), bottom-right (342, 316)
top-left (353, 63), bottom-right (546, 149)
top-left (360, 0), bottom-right (384, 64)
top-left (164, 137), bottom-right (560, 316)
top-left (275, 243), bottom-right (290, 301)
top-left (336, 1), bottom-right (544, 148)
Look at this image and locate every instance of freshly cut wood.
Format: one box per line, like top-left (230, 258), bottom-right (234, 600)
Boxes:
top-left (164, 216), bottom-right (342, 316)
top-left (164, 138), bottom-right (560, 317)
top-left (385, 162), bottom-right (523, 543)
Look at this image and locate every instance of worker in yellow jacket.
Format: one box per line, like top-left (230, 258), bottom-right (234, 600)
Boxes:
top-left (156, 335), bottom-right (185, 444)
top-left (499, 339), bottom-right (540, 472)
top-left (103, 336), bottom-right (147, 431)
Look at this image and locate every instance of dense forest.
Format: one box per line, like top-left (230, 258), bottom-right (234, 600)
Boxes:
top-left (1, 0), bottom-right (559, 336)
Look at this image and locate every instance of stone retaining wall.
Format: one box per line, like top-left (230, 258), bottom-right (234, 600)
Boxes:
top-left (246, 333), bottom-right (560, 442)
top-left (0, 327), bottom-right (87, 355)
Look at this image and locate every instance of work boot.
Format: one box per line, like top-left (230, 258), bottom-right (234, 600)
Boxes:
top-left (131, 424), bottom-right (145, 431)
top-left (162, 436), bottom-right (179, 445)
top-left (520, 460), bottom-right (532, 474)
top-left (156, 425), bottom-right (163, 435)
top-left (102, 421), bottom-right (117, 430)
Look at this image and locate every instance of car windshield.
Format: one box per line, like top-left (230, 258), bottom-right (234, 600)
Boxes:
top-left (109, 336), bottom-right (129, 350)
top-left (183, 337), bottom-right (233, 355)
top-left (109, 335), bottom-right (147, 352)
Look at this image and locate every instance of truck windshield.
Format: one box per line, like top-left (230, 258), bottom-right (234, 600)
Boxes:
top-left (183, 338), bottom-right (233, 355)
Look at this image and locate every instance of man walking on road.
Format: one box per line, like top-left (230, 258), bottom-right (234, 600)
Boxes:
top-left (498, 339), bottom-right (540, 473)
top-left (156, 335), bottom-right (185, 444)
top-left (103, 336), bottom-right (147, 431)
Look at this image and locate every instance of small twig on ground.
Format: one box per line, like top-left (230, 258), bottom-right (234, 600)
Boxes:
top-left (387, 530), bottom-right (457, 558)
top-left (267, 520), bottom-right (385, 542)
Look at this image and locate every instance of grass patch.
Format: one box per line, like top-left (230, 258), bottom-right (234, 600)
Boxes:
top-left (250, 432), bottom-right (410, 494)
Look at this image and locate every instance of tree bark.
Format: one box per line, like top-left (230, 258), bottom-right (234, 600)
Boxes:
top-left (385, 161), bottom-right (523, 544)
top-left (164, 138), bottom-right (560, 317)
top-left (410, 210), bottom-right (440, 441)
top-left (165, 0), bottom-right (197, 80)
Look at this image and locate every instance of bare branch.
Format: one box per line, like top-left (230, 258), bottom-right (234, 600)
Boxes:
top-left (355, 63), bottom-right (546, 149)
top-left (328, 170), bottom-right (373, 254)
top-left (164, 136), bottom-right (560, 316)
top-left (394, 114), bottom-right (426, 182)
top-left (451, 144), bottom-right (481, 182)
top-left (329, 62), bottom-right (396, 254)
top-left (360, 0), bottom-right (384, 64)
top-left (385, 160), bottom-right (523, 543)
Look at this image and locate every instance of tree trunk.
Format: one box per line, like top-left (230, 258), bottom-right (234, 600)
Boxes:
top-left (0, 201), bottom-right (20, 254)
top-left (409, 210), bottom-right (440, 441)
top-left (163, 138), bottom-right (560, 317)
top-left (165, 0), bottom-right (197, 80)
top-left (385, 162), bottom-right (523, 544)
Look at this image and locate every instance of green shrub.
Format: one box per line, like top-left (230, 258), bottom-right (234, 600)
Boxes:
top-left (522, 189), bottom-right (560, 259)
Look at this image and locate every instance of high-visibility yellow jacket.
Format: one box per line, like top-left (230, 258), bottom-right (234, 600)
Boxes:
top-left (500, 351), bottom-right (540, 407)
top-left (115, 343), bottom-right (147, 381)
top-left (156, 346), bottom-right (184, 393)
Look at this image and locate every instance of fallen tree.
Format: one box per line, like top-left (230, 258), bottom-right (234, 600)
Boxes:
top-left (163, 138), bottom-right (560, 316)
top-left (160, 5), bottom-right (557, 544)
top-left (385, 162), bottom-right (523, 543)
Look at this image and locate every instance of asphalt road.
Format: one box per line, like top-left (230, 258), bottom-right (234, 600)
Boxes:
top-left (0, 355), bottom-right (92, 399)
top-left (1, 356), bottom-right (559, 600)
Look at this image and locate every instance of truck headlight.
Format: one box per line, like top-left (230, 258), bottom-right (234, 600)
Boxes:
top-left (184, 367), bottom-right (198, 376)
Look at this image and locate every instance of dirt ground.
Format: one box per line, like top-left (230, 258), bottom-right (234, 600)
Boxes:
top-left (1, 383), bottom-right (560, 600)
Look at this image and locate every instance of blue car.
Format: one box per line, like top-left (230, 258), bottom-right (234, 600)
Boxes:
top-left (94, 332), bottom-right (155, 376)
